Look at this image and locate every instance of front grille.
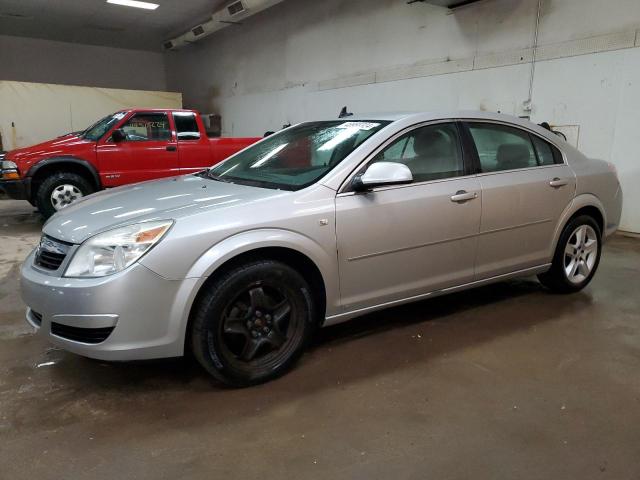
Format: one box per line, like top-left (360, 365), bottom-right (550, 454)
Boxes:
top-left (35, 250), bottom-right (66, 270)
top-left (51, 323), bottom-right (115, 344)
top-left (34, 236), bottom-right (72, 271)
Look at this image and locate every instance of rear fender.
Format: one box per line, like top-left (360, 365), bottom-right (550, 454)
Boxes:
top-left (550, 194), bottom-right (607, 257)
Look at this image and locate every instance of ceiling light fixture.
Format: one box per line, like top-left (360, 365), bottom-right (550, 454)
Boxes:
top-left (106, 0), bottom-right (159, 10)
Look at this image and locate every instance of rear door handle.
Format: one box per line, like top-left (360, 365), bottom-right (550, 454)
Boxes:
top-left (549, 177), bottom-right (568, 188)
top-left (166, 145), bottom-right (177, 152)
top-left (450, 190), bottom-right (478, 203)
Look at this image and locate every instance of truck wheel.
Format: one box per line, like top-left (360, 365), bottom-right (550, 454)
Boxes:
top-left (35, 172), bottom-right (94, 219)
top-left (191, 259), bottom-right (316, 387)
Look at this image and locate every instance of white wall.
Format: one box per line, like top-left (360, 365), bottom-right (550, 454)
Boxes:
top-left (0, 81), bottom-right (182, 150)
top-left (165, 0), bottom-right (640, 232)
top-left (0, 35), bottom-right (168, 91)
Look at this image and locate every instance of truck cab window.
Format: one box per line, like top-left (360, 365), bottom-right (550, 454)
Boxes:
top-left (174, 112), bottom-right (200, 140)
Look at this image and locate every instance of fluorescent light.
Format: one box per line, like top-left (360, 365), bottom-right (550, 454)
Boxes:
top-left (107, 0), bottom-right (159, 10)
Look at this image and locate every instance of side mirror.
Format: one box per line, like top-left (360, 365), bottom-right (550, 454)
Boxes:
top-left (352, 162), bottom-right (413, 192)
top-left (111, 129), bottom-right (126, 142)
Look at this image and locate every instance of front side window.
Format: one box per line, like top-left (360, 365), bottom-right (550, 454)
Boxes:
top-left (370, 122), bottom-right (464, 183)
top-left (174, 112), bottom-right (200, 140)
top-left (468, 123), bottom-right (537, 172)
top-left (120, 113), bottom-right (171, 141)
top-left (207, 120), bottom-right (390, 190)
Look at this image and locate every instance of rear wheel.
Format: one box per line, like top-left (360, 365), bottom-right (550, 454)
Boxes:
top-left (35, 172), bottom-right (94, 219)
top-left (538, 215), bottom-right (602, 293)
top-left (191, 259), bottom-right (315, 387)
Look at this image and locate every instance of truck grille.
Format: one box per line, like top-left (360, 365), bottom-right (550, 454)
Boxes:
top-left (51, 323), bottom-right (115, 344)
top-left (34, 236), bottom-right (72, 271)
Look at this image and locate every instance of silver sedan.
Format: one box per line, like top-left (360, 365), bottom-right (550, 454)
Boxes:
top-left (21, 111), bottom-right (623, 386)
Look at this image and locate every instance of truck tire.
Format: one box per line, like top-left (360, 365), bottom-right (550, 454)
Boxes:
top-left (35, 172), bottom-right (94, 219)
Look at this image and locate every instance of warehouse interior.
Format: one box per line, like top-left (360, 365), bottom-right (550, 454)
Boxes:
top-left (1, 0), bottom-right (639, 478)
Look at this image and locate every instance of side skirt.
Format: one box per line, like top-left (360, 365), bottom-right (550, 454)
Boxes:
top-left (322, 264), bottom-right (551, 327)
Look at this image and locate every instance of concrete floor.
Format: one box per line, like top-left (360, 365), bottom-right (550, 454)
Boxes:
top-left (1, 197), bottom-right (639, 480)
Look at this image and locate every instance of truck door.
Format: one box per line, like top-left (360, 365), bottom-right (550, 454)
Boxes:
top-left (97, 112), bottom-right (178, 186)
top-left (173, 111), bottom-right (212, 174)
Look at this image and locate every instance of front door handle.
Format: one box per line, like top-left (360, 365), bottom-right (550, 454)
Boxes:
top-left (166, 145), bottom-right (177, 152)
top-left (549, 177), bottom-right (568, 188)
top-left (450, 190), bottom-right (478, 203)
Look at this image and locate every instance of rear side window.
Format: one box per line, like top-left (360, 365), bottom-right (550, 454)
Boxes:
top-left (531, 135), bottom-right (563, 165)
top-left (174, 112), bottom-right (200, 140)
top-left (467, 123), bottom-right (537, 172)
top-left (121, 113), bottom-right (170, 141)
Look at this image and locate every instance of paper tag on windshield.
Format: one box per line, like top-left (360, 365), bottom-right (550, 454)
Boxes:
top-left (337, 122), bottom-right (380, 130)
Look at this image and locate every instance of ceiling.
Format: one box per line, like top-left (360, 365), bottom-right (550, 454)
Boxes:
top-left (0, 0), bottom-right (228, 51)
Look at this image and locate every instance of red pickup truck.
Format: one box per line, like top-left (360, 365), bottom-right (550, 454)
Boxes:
top-left (0, 109), bottom-right (259, 218)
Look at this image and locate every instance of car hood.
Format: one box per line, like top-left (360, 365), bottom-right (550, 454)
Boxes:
top-left (6, 134), bottom-right (94, 165)
top-left (43, 175), bottom-right (286, 244)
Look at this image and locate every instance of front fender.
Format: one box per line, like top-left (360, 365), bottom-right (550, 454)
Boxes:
top-left (185, 228), bottom-right (339, 314)
top-left (26, 156), bottom-right (101, 189)
top-left (146, 228), bottom-right (341, 349)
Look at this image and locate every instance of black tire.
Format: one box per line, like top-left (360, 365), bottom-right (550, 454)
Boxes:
top-left (35, 172), bottom-right (94, 219)
top-left (191, 259), bottom-right (316, 387)
top-left (538, 215), bottom-right (602, 293)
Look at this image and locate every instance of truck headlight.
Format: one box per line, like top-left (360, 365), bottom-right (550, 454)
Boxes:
top-left (1, 160), bottom-right (19, 180)
top-left (64, 220), bottom-right (173, 277)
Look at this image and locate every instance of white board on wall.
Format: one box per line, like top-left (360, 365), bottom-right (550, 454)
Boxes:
top-left (0, 81), bottom-right (182, 150)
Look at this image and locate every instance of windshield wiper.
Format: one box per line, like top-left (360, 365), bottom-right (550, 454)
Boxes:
top-left (206, 170), bottom-right (233, 183)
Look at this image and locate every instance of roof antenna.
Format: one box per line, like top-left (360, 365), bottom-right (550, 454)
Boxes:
top-left (338, 106), bottom-right (353, 118)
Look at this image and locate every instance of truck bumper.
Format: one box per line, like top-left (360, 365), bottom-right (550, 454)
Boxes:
top-left (0, 178), bottom-right (30, 200)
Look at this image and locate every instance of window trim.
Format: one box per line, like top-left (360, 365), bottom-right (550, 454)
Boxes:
top-left (338, 120), bottom-right (473, 194)
top-left (460, 120), bottom-right (567, 176)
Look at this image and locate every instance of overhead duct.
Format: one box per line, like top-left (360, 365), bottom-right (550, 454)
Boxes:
top-left (408, 0), bottom-right (485, 8)
top-left (163, 0), bottom-right (285, 50)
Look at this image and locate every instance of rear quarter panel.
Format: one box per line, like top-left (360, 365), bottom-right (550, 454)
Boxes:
top-left (565, 147), bottom-right (622, 239)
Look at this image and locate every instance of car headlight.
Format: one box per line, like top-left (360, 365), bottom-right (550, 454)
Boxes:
top-left (64, 220), bottom-right (173, 278)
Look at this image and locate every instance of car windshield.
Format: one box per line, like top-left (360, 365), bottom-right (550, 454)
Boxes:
top-left (82, 112), bottom-right (127, 141)
top-left (207, 120), bottom-right (390, 190)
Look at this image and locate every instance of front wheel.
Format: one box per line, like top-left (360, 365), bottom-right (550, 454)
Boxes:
top-left (191, 260), bottom-right (315, 387)
top-left (538, 215), bottom-right (602, 293)
top-left (35, 172), bottom-right (94, 219)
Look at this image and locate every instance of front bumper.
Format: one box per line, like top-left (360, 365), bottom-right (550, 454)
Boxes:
top-left (0, 177), bottom-right (30, 200)
top-left (20, 250), bottom-right (199, 361)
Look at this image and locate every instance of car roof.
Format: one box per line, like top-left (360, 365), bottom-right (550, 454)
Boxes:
top-left (345, 110), bottom-right (532, 125)
top-left (120, 108), bottom-right (197, 114)
top-left (329, 110), bottom-right (557, 142)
